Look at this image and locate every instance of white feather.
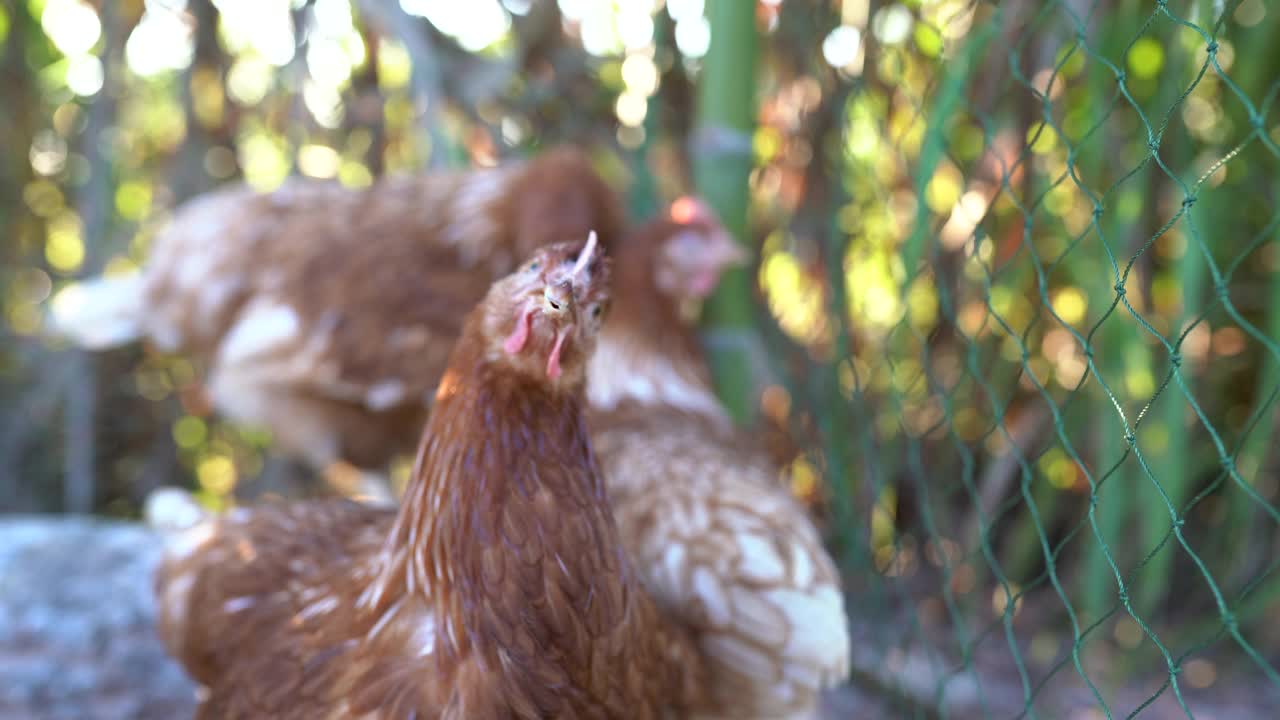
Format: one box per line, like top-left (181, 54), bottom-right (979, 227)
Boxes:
top-left (46, 274), bottom-right (145, 349)
top-left (144, 486), bottom-right (209, 535)
top-left (765, 584), bottom-right (850, 677)
top-left (218, 301), bottom-right (301, 366)
top-left (735, 533), bottom-right (787, 584)
top-left (587, 337), bottom-right (727, 421)
top-left (365, 379), bottom-right (407, 411)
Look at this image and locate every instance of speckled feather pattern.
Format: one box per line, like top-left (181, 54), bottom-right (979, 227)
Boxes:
top-left (585, 226), bottom-right (852, 719)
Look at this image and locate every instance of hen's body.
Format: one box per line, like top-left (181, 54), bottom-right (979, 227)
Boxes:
top-left (155, 242), bottom-right (706, 718)
top-left (585, 225), bottom-right (852, 718)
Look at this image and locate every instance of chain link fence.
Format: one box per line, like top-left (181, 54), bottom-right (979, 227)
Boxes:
top-left (809, 1), bottom-right (1280, 716)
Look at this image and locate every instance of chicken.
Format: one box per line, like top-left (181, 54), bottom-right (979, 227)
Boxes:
top-left (585, 200), bottom-right (853, 718)
top-left (49, 148), bottom-right (626, 498)
top-left (155, 237), bottom-right (710, 718)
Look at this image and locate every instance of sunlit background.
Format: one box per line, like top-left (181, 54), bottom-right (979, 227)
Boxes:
top-left (3, 0), bottom-right (1280, 716)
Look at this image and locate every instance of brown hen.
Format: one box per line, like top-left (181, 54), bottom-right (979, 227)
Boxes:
top-left (50, 148), bottom-right (626, 498)
top-left (155, 237), bottom-right (708, 718)
top-left (586, 200), bottom-right (852, 719)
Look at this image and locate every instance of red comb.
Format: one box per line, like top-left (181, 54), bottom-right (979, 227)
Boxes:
top-left (669, 196), bottom-right (715, 225)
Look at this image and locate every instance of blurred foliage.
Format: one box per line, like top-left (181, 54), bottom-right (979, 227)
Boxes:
top-left (3, 0), bottom-right (1280, 715)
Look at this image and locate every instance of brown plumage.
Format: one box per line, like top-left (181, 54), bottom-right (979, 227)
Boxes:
top-left (585, 202), bottom-right (852, 719)
top-left (58, 142), bottom-right (849, 713)
top-left (49, 148), bottom-right (626, 490)
top-left (155, 239), bottom-right (708, 718)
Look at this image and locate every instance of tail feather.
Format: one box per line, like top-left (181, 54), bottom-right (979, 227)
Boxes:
top-left (47, 274), bottom-right (146, 349)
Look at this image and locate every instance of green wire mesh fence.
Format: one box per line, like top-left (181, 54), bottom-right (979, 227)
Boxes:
top-left (808, 0), bottom-right (1280, 716)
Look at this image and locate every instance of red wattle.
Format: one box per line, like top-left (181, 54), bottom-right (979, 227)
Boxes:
top-left (504, 307), bottom-right (532, 354)
top-left (545, 327), bottom-right (569, 380)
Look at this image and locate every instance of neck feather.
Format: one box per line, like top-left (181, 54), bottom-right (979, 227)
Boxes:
top-left (380, 338), bottom-right (629, 670)
top-left (586, 261), bottom-right (727, 423)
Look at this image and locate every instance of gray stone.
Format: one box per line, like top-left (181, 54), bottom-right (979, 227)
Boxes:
top-left (0, 517), bottom-right (196, 720)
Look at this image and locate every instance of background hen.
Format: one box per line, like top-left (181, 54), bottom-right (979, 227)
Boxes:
top-left (50, 147), bottom-right (626, 500)
top-left (585, 203), bottom-right (851, 718)
top-left (156, 238), bottom-right (709, 718)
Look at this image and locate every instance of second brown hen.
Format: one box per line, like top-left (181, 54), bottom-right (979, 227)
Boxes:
top-left (587, 201), bottom-right (852, 719)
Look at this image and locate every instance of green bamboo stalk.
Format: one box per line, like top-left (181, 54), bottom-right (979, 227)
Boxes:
top-left (1081, 315), bottom-right (1135, 622)
top-left (1133, 27), bottom-right (1212, 619)
top-left (1077, 10), bottom-right (1139, 622)
top-left (1218, 5), bottom-right (1280, 576)
top-left (900, 19), bottom-right (994, 283)
top-left (1134, 239), bottom-right (1207, 616)
top-left (692, 0), bottom-right (760, 424)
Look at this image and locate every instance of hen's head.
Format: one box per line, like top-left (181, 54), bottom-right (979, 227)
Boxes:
top-left (648, 196), bottom-right (747, 302)
top-left (479, 233), bottom-right (611, 390)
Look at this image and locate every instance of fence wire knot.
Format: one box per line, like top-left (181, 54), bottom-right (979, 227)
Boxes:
top-left (1222, 614), bottom-right (1240, 634)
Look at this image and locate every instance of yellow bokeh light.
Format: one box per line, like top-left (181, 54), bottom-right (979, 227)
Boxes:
top-left (339, 160), bottom-right (374, 188)
top-left (115, 180), bottom-right (152, 221)
top-left (45, 213), bottom-right (84, 273)
top-left (239, 132), bottom-right (289, 190)
top-left (1026, 122), bottom-right (1058, 154)
top-left (197, 455), bottom-right (238, 496)
top-left (1038, 447), bottom-right (1078, 490)
top-left (754, 126), bottom-right (783, 163)
top-left (6, 303), bottom-right (40, 335)
top-left (907, 277), bottom-right (939, 329)
top-left (1051, 287), bottom-right (1088, 326)
top-left (846, 247), bottom-right (904, 330)
top-left (614, 90), bottom-right (648, 127)
top-left (620, 53), bottom-right (658, 97)
top-left (761, 247), bottom-right (829, 347)
top-left (298, 144), bottom-right (341, 179)
top-left (173, 416), bottom-right (208, 449)
top-left (925, 163), bottom-right (963, 214)
top-left (871, 486), bottom-right (897, 550)
top-left (377, 40), bottom-right (411, 90)
top-left (1127, 37), bottom-right (1165, 80)
top-left (226, 56), bottom-right (274, 106)
top-left (787, 457), bottom-right (820, 502)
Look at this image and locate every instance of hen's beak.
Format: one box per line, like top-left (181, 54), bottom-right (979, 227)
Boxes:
top-left (543, 281), bottom-right (573, 316)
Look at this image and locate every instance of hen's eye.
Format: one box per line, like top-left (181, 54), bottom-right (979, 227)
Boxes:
top-left (527, 261), bottom-right (541, 272)
top-left (591, 305), bottom-right (603, 318)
